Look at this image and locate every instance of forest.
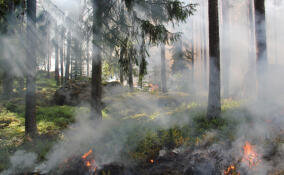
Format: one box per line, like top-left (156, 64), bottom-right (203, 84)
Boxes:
top-left (0, 0), bottom-right (284, 175)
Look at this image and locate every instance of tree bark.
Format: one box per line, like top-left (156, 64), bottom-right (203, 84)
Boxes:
top-left (65, 32), bottom-right (71, 82)
top-left (25, 0), bottom-right (37, 137)
top-left (54, 26), bottom-right (60, 86)
top-left (207, 0), bottom-right (221, 119)
top-left (128, 50), bottom-right (134, 90)
top-left (161, 44), bottom-right (167, 93)
top-left (60, 28), bottom-right (64, 85)
top-left (47, 32), bottom-right (51, 78)
top-left (119, 47), bottom-right (124, 84)
top-left (1, 0), bottom-right (15, 99)
top-left (91, 0), bottom-right (103, 120)
top-left (86, 36), bottom-right (90, 77)
top-left (254, 0), bottom-right (268, 100)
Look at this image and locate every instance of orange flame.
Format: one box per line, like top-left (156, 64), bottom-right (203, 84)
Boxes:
top-left (82, 149), bottom-right (93, 159)
top-left (224, 165), bottom-right (240, 175)
top-left (242, 141), bottom-right (261, 168)
top-left (149, 84), bottom-right (159, 92)
top-left (81, 149), bottom-right (97, 173)
top-left (150, 159), bottom-right (154, 164)
top-left (85, 161), bottom-right (91, 167)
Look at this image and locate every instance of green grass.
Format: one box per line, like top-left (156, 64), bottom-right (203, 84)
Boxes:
top-left (0, 86), bottom-right (247, 172)
top-left (0, 105), bottom-right (78, 171)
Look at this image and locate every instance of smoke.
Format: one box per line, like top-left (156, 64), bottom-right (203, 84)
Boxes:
top-left (0, 150), bottom-right (38, 175)
top-left (2, 0), bottom-right (284, 174)
top-left (42, 0), bottom-right (284, 173)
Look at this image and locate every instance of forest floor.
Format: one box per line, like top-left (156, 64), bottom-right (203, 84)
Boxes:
top-left (0, 74), bottom-right (284, 174)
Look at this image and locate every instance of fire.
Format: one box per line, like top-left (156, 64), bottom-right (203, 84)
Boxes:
top-left (85, 161), bottom-right (91, 167)
top-left (82, 149), bottom-right (93, 159)
top-left (150, 159), bottom-right (154, 164)
top-left (224, 165), bottom-right (240, 175)
top-left (81, 149), bottom-right (97, 173)
top-left (149, 84), bottom-right (159, 92)
top-left (242, 141), bottom-right (261, 168)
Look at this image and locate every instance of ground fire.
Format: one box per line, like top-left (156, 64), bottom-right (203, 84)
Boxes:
top-left (81, 149), bottom-right (97, 173)
top-left (224, 164), bottom-right (240, 175)
top-left (242, 141), bottom-right (261, 168)
top-left (224, 141), bottom-right (261, 175)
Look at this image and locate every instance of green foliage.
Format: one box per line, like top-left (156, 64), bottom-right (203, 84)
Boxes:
top-left (0, 105), bottom-right (77, 171)
top-left (36, 106), bottom-right (76, 132)
top-left (166, 0), bottom-right (196, 21)
top-left (140, 20), bottom-right (180, 44)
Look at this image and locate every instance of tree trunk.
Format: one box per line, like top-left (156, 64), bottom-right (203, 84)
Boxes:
top-left (86, 36), bottom-right (90, 77)
top-left (161, 44), bottom-right (167, 93)
top-left (254, 0), bottom-right (268, 100)
top-left (74, 39), bottom-right (79, 80)
top-left (91, 0), bottom-right (103, 120)
top-left (65, 32), bottom-right (71, 82)
top-left (119, 46), bottom-right (125, 85)
top-left (55, 26), bottom-right (60, 86)
top-left (25, 0), bottom-right (37, 137)
top-left (1, 0), bottom-right (15, 99)
top-left (207, 0), bottom-right (221, 119)
top-left (60, 28), bottom-right (64, 85)
top-left (138, 33), bottom-right (147, 89)
top-left (128, 52), bottom-right (133, 90)
top-left (47, 32), bottom-right (51, 78)
top-left (120, 66), bottom-right (124, 85)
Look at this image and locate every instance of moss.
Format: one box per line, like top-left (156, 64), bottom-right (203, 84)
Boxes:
top-left (0, 105), bottom-right (78, 171)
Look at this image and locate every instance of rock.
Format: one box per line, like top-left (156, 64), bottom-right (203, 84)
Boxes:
top-left (54, 80), bottom-right (90, 106)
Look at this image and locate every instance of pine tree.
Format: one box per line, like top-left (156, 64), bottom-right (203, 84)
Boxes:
top-left (207, 0), bottom-right (221, 119)
top-left (25, 0), bottom-right (38, 137)
top-left (254, 0), bottom-right (268, 100)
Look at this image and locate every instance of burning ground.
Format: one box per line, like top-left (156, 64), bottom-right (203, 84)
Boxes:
top-left (1, 83), bottom-right (284, 175)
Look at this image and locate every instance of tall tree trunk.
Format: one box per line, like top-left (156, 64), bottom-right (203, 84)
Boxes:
top-left (79, 44), bottom-right (83, 77)
top-left (91, 0), bottom-right (103, 120)
top-left (128, 55), bottom-right (133, 90)
top-left (120, 67), bottom-right (124, 85)
top-left (207, 0), bottom-right (221, 119)
top-left (119, 48), bottom-right (124, 84)
top-left (86, 36), bottom-right (90, 77)
top-left (65, 32), bottom-right (71, 82)
top-left (47, 32), bottom-right (51, 78)
top-left (60, 28), bottom-right (64, 85)
top-left (161, 44), bottom-right (167, 93)
top-left (55, 26), bottom-right (60, 86)
top-left (73, 39), bottom-right (79, 80)
top-left (138, 35), bottom-right (147, 89)
top-left (25, 0), bottom-right (37, 137)
top-left (254, 0), bottom-right (268, 100)
top-left (2, 0), bottom-right (15, 99)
